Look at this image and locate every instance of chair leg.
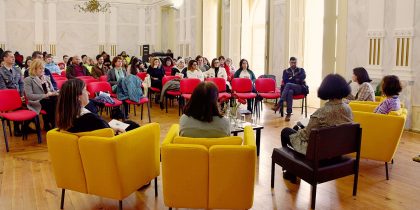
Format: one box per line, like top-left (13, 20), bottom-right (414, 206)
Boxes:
top-left (2, 119), bottom-right (10, 152)
top-left (169, 208), bottom-right (172, 210)
top-left (147, 101), bottom-right (151, 123)
top-left (353, 172), bottom-right (359, 196)
top-left (391, 159), bottom-right (394, 164)
top-left (154, 177), bottom-right (158, 197)
top-left (301, 98), bottom-right (304, 115)
top-left (60, 189), bottom-right (65, 209)
top-left (140, 104), bottom-right (144, 120)
top-left (119, 200), bottom-right (122, 210)
top-left (305, 96), bottom-right (308, 117)
top-left (271, 159), bottom-right (275, 188)
top-left (7, 120), bottom-right (12, 136)
top-left (385, 162), bottom-right (389, 180)
top-left (134, 105), bottom-right (137, 116)
top-left (165, 95), bottom-right (168, 113)
top-left (311, 184), bottom-right (317, 209)
top-left (34, 117), bottom-right (42, 144)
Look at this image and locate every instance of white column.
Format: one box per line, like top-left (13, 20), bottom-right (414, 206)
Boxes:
top-left (0, 0), bottom-right (7, 49)
top-left (34, 0), bottom-right (44, 51)
top-left (268, 0), bottom-right (287, 84)
top-left (47, 0), bottom-right (57, 55)
top-left (185, 0), bottom-right (191, 45)
top-left (202, 0), bottom-right (218, 59)
top-left (229, 0), bottom-right (241, 63)
top-left (241, 0), bottom-right (251, 60)
top-left (150, 6), bottom-right (156, 51)
top-left (98, 12), bottom-right (106, 53)
top-left (138, 6), bottom-right (146, 56)
top-left (366, 0), bottom-right (385, 78)
top-left (109, 6), bottom-right (118, 56)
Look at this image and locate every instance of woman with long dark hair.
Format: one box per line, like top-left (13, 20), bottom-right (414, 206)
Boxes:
top-left (180, 81), bottom-right (230, 137)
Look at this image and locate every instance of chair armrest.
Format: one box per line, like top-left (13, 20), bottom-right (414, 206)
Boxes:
top-left (243, 126), bottom-right (256, 147)
top-left (162, 124), bottom-right (180, 145)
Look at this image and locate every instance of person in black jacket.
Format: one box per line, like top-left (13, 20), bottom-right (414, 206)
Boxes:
top-left (272, 57), bottom-right (308, 121)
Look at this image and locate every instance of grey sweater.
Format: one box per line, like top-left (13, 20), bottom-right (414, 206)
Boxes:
top-left (179, 114), bottom-right (231, 138)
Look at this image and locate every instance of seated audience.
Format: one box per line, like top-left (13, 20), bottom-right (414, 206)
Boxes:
top-left (196, 55), bottom-right (207, 72)
top-left (44, 54), bottom-right (61, 74)
top-left (225, 58), bottom-right (236, 72)
top-left (185, 60), bottom-right (204, 81)
top-left (107, 56), bottom-right (127, 92)
top-left (374, 75), bottom-right (402, 114)
top-left (26, 51), bottom-right (58, 90)
top-left (66, 55), bottom-right (91, 79)
top-left (22, 58), bottom-right (32, 75)
top-left (162, 56), bottom-right (174, 75)
top-left (347, 67), bottom-right (375, 101)
top-left (280, 74), bottom-right (353, 182)
top-left (234, 59), bottom-right (257, 112)
top-left (205, 58), bottom-right (228, 81)
top-left (117, 64), bottom-right (144, 117)
top-left (272, 57), bottom-right (308, 121)
top-left (91, 54), bottom-right (109, 79)
top-left (203, 57), bottom-right (211, 70)
top-left (171, 59), bottom-right (187, 77)
top-left (24, 59), bottom-right (58, 130)
top-left (180, 81), bottom-right (230, 138)
top-left (147, 57), bottom-right (165, 90)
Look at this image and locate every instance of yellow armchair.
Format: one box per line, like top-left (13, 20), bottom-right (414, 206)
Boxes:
top-left (350, 109), bottom-right (407, 180)
top-left (47, 123), bottom-right (161, 210)
top-left (161, 124), bottom-right (256, 209)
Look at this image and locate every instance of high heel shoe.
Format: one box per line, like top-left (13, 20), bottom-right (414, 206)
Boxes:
top-left (271, 103), bottom-right (281, 111)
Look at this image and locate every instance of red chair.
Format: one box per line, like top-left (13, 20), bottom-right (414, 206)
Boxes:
top-left (231, 78), bottom-right (257, 112)
top-left (56, 80), bottom-right (67, 90)
top-left (205, 77), bottom-right (231, 102)
top-left (77, 76), bottom-right (95, 80)
top-left (125, 97), bottom-right (151, 123)
top-left (0, 89), bottom-right (42, 152)
top-left (137, 72), bottom-right (147, 81)
top-left (53, 76), bottom-right (67, 81)
top-left (99, 75), bottom-right (108, 82)
top-left (255, 78), bottom-right (280, 117)
top-left (60, 71), bottom-right (66, 77)
top-left (87, 82), bottom-right (123, 117)
top-left (162, 76), bottom-right (181, 114)
top-left (180, 78), bottom-right (201, 112)
top-left (80, 78), bottom-right (98, 86)
top-left (278, 81), bottom-right (308, 117)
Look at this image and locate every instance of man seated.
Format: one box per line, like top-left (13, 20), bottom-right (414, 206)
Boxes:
top-left (45, 54), bottom-right (61, 74)
top-left (66, 55), bottom-right (91, 79)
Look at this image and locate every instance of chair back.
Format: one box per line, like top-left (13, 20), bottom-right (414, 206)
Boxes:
top-left (180, 78), bottom-right (201, 94)
top-left (56, 79), bottom-right (67, 90)
top-left (77, 76), bottom-right (94, 80)
top-left (87, 82), bottom-right (112, 99)
top-left (162, 75), bottom-right (180, 86)
top-left (137, 72), bottom-right (147, 81)
top-left (99, 75), bottom-right (108, 82)
top-left (231, 78), bottom-right (252, 93)
top-left (80, 78), bottom-right (98, 86)
top-left (306, 123), bottom-right (361, 161)
top-left (53, 76), bottom-right (67, 81)
top-left (258, 74), bottom-right (276, 81)
top-left (205, 77), bottom-right (226, 92)
top-left (0, 89), bottom-right (22, 111)
top-left (255, 78), bottom-right (276, 93)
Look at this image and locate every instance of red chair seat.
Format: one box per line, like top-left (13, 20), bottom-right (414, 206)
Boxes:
top-left (218, 92), bottom-right (231, 99)
top-left (234, 92), bottom-right (257, 99)
top-left (0, 110), bottom-right (38, 121)
top-left (182, 94), bottom-right (192, 100)
top-left (110, 93), bottom-right (117, 98)
top-left (126, 97), bottom-right (149, 105)
top-left (167, 90), bottom-right (181, 96)
top-left (293, 94), bottom-right (306, 99)
top-left (259, 92), bottom-right (280, 99)
top-left (150, 87), bottom-right (161, 92)
top-left (105, 98), bottom-right (123, 107)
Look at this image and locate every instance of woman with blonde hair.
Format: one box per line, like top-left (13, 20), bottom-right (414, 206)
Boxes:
top-left (24, 59), bottom-right (59, 130)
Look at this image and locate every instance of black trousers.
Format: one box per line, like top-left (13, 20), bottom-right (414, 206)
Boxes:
top-left (40, 96), bottom-right (57, 128)
top-left (281, 127), bottom-right (297, 148)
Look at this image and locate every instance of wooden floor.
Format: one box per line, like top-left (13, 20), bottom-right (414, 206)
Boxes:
top-left (1, 101), bottom-right (419, 210)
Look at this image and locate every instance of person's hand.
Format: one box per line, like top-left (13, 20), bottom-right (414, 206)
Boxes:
top-left (112, 127), bottom-right (126, 134)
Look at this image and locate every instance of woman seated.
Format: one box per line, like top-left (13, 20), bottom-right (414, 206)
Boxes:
top-left (185, 60), bottom-right (204, 81)
top-left (280, 74), bottom-right (353, 183)
top-left (171, 58), bottom-right (187, 77)
top-left (347, 67), bottom-right (375, 101)
top-left (233, 59), bottom-right (257, 112)
top-left (180, 81), bottom-right (230, 138)
top-left (24, 59), bottom-right (59, 131)
top-left (374, 75), bottom-right (402, 114)
top-left (117, 65), bottom-right (144, 117)
top-left (107, 56), bottom-right (127, 92)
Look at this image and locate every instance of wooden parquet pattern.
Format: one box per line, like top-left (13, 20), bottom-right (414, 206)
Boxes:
top-left (0, 102), bottom-right (419, 210)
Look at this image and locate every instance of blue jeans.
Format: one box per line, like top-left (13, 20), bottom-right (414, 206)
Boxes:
top-left (278, 83), bottom-right (302, 114)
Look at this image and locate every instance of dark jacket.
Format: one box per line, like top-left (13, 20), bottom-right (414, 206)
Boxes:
top-left (233, 69), bottom-right (257, 82)
top-left (66, 64), bottom-right (91, 79)
top-left (171, 67), bottom-right (187, 78)
top-left (107, 68), bottom-right (127, 86)
top-left (0, 65), bottom-right (24, 95)
top-left (282, 67), bottom-right (306, 85)
top-left (91, 64), bottom-right (109, 79)
top-left (67, 113), bottom-right (110, 133)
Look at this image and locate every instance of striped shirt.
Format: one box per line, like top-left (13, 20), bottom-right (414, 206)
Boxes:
top-left (374, 96), bottom-right (401, 114)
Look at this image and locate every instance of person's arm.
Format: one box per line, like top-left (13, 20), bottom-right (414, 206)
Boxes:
top-left (171, 68), bottom-right (177, 76)
top-left (374, 100), bottom-right (390, 114)
top-left (293, 68), bottom-right (306, 84)
top-left (44, 69), bottom-right (57, 90)
top-left (24, 78), bottom-right (47, 101)
top-left (17, 72), bottom-right (24, 96)
top-left (66, 66), bottom-right (75, 79)
top-left (0, 74), bottom-right (6, 89)
top-left (220, 69), bottom-right (227, 81)
top-left (355, 83), bottom-right (371, 101)
top-left (233, 69), bottom-right (240, 78)
top-left (249, 70), bottom-right (256, 82)
top-left (107, 69), bottom-right (117, 86)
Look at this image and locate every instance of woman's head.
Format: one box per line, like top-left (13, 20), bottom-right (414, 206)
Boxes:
top-left (184, 82), bottom-right (222, 122)
top-left (24, 58), bottom-right (32, 68)
top-left (352, 67), bottom-right (372, 84)
top-left (130, 57), bottom-right (140, 75)
top-left (29, 59), bottom-right (45, 77)
top-left (112, 56), bottom-right (123, 68)
top-left (239, 59), bottom-right (249, 70)
top-left (218, 56), bottom-right (225, 64)
top-left (56, 79), bottom-right (89, 130)
top-left (211, 58), bottom-right (220, 68)
top-left (176, 59), bottom-right (185, 68)
top-left (226, 58), bottom-right (232, 66)
top-left (187, 59), bottom-right (198, 71)
top-left (164, 56), bottom-right (173, 66)
top-left (150, 57), bottom-right (161, 68)
top-left (381, 75), bottom-right (402, 96)
top-left (318, 74), bottom-right (351, 100)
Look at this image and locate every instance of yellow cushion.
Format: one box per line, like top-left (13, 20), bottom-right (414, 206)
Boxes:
top-left (74, 128), bottom-right (115, 137)
top-left (173, 136), bottom-right (243, 148)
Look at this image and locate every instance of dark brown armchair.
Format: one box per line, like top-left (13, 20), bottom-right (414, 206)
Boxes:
top-left (271, 123), bottom-right (362, 209)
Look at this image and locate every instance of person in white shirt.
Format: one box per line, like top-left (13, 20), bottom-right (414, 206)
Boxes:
top-left (186, 59), bottom-right (204, 81)
top-left (204, 58), bottom-right (227, 80)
